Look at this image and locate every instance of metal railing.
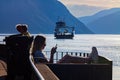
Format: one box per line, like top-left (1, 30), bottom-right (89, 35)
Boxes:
top-left (44, 51), bottom-right (90, 63)
top-left (29, 55), bottom-right (45, 80)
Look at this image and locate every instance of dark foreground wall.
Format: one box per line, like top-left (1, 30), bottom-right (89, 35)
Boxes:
top-left (47, 63), bottom-right (112, 80)
top-left (0, 44), bottom-right (7, 62)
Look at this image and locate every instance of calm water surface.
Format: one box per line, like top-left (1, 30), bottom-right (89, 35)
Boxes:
top-left (44, 34), bottom-right (120, 66)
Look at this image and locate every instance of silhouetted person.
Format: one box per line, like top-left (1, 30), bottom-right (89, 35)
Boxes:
top-left (5, 24), bottom-right (33, 80)
top-left (32, 35), bottom-right (57, 63)
top-left (58, 47), bottom-right (98, 63)
top-left (3, 24), bottom-right (31, 42)
top-left (16, 24), bottom-right (31, 37)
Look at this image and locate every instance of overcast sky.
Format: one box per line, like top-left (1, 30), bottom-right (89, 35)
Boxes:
top-left (59, 0), bottom-right (120, 8)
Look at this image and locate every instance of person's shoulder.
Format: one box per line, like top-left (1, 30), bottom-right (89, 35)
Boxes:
top-left (10, 34), bottom-right (22, 37)
top-left (98, 56), bottom-right (110, 63)
top-left (35, 50), bottom-right (42, 53)
top-left (34, 51), bottom-right (44, 56)
top-left (3, 34), bottom-right (22, 41)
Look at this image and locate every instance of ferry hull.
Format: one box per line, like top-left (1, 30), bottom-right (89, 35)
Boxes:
top-left (55, 34), bottom-right (74, 39)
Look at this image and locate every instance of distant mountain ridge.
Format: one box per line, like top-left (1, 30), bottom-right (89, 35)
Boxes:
top-left (79, 8), bottom-right (120, 34)
top-left (0, 0), bottom-right (92, 34)
top-left (66, 5), bottom-right (105, 17)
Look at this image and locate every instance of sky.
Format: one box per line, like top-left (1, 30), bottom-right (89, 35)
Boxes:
top-left (59, 0), bottom-right (120, 17)
top-left (59, 0), bottom-right (120, 8)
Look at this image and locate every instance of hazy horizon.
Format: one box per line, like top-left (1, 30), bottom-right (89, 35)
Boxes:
top-left (59, 0), bottom-right (120, 17)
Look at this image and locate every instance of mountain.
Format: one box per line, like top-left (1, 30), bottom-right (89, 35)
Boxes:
top-left (0, 0), bottom-right (92, 34)
top-left (79, 8), bottom-right (120, 24)
top-left (79, 8), bottom-right (120, 34)
top-left (66, 5), bottom-right (105, 17)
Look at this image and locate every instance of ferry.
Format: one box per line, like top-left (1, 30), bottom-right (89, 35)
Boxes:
top-left (54, 21), bottom-right (75, 39)
top-left (0, 36), bottom-right (112, 80)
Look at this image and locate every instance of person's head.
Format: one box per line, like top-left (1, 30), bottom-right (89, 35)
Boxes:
top-left (16, 24), bottom-right (28, 34)
top-left (92, 47), bottom-right (98, 54)
top-left (32, 35), bottom-right (46, 53)
top-left (90, 47), bottom-right (99, 63)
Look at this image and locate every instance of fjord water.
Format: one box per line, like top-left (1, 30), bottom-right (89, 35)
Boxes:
top-left (0, 34), bottom-right (120, 80)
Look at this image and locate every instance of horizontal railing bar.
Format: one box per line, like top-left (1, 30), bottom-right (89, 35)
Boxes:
top-left (44, 51), bottom-right (90, 63)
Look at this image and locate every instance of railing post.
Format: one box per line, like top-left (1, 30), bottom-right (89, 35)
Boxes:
top-left (87, 53), bottom-right (89, 57)
top-left (83, 53), bottom-right (85, 57)
top-left (75, 52), bottom-right (77, 56)
top-left (61, 52), bottom-right (63, 59)
top-left (71, 52), bottom-right (73, 55)
top-left (56, 52), bottom-right (58, 62)
top-left (66, 52), bottom-right (68, 55)
top-left (79, 53), bottom-right (81, 57)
